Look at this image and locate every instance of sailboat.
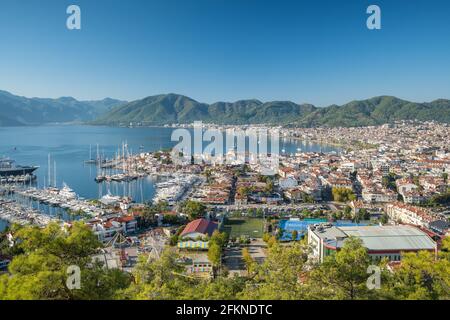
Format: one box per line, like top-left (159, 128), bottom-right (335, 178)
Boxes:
top-left (84, 144), bottom-right (97, 164)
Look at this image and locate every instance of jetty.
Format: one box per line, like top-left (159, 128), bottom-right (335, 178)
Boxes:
top-left (0, 198), bottom-right (58, 227)
top-left (0, 174), bottom-right (36, 184)
top-left (14, 186), bottom-right (104, 217)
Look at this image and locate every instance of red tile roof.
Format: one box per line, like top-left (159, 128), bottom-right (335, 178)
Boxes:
top-left (180, 218), bottom-right (218, 237)
top-left (117, 216), bottom-right (135, 223)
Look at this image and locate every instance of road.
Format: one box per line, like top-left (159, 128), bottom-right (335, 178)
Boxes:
top-left (211, 202), bottom-right (337, 212)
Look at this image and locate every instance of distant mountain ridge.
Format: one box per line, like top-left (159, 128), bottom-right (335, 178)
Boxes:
top-left (297, 96), bottom-right (450, 127)
top-left (1, 90), bottom-right (449, 127)
top-left (94, 94), bottom-right (450, 127)
top-left (0, 90), bottom-right (126, 126)
top-left (93, 93), bottom-right (317, 126)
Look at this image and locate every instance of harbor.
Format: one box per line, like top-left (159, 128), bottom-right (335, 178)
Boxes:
top-left (95, 172), bottom-right (146, 183)
top-left (93, 142), bottom-right (148, 183)
top-left (0, 197), bottom-right (58, 227)
top-left (14, 185), bottom-right (104, 217)
top-left (0, 174), bottom-right (37, 185)
top-left (153, 174), bottom-right (202, 205)
top-left (0, 125), bottom-right (323, 231)
top-left (0, 186), bottom-right (15, 196)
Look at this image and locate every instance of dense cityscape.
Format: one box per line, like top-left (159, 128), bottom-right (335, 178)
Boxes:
top-left (1, 0), bottom-right (450, 308)
top-left (0, 120), bottom-right (448, 300)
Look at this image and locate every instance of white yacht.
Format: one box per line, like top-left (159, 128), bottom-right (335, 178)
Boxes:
top-left (99, 192), bottom-right (121, 206)
top-left (59, 183), bottom-right (77, 200)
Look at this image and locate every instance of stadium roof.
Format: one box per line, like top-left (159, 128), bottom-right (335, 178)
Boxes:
top-left (312, 225), bottom-right (436, 251)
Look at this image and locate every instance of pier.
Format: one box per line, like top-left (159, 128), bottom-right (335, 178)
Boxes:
top-left (0, 174), bottom-right (37, 185)
top-left (0, 186), bottom-right (15, 196)
top-left (95, 171), bottom-right (145, 183)
top-left (0, 198), bottom-right (58, 227)
top-left (14, 187), bottom-right (105, 217)
top-left (153, 174), bottom-right (200, 205)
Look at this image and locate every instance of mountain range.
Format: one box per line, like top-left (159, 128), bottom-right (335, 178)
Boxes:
top-left (1, 90), bottom-right (449, 127)
top-left (0, 90), bottom-right (126, 126)
top-left (92, 94), bottom-right (317, 126)
top-left (93, 94), bottom-right (450, 127)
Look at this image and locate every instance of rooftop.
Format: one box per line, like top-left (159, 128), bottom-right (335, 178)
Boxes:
top-left (311, 225), bottom-right (437, 252)
top-left (180, 218), bottom-right (218, 237)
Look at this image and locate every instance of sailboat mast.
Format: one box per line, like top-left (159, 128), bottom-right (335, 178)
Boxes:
top-left (54, 160), bottom-right (57, 188)
top-left (47, 154), bottom-right (51, 188)
top-left (123, 142), bottom-right (126, 171)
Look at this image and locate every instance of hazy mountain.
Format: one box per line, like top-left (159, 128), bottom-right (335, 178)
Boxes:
top-left (0, 90), bottom-right (126, 126)
top-left (81, 97), bottom-right (128, 114)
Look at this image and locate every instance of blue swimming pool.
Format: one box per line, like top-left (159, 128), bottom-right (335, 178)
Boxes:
top-left (278, 219), bottom-right (367, 241)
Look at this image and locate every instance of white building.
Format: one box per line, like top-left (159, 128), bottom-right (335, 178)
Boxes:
top-left (385, 202), bottom-right (435, 228)
top-left (308, 224), bottom-right (437, 263)
top-left (362, 189), bottom-right (397, 203)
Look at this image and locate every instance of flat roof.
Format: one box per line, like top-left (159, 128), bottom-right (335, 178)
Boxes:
top-left (311, 225), bottom-right (436, 251)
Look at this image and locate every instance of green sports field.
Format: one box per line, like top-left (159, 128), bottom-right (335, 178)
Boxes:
top-left (221, 217), bottom-right (264, 238)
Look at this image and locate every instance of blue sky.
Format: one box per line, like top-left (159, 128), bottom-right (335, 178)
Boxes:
top-left (1, 0), bottom-right (450, 106)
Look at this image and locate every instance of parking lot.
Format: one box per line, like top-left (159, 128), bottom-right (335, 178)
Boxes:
top-left (223, 239), bottom-right (267, 276)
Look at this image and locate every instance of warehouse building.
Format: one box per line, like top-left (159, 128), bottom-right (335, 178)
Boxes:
top-left (307, 224), bottom-right (437, 263)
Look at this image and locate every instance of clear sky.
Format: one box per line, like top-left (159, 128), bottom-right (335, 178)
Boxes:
top-left (1, 0), bottom-right (450, 106)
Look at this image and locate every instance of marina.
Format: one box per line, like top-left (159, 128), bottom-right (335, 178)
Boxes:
top-left (95, 172), bottom-right (145, 183)
top-left (0, 197), bottom-right (58, 227)
top-left (0, 186), bottom-right (15, 196)
top-left (14, 185), bottom-right (104, 217)
top-left (0, 125), bottom-right (336, 230)
top-left (153, 174), bottom-right (202, 205)
top-left (0, 174), bottom-right (37, 184)
top-left (94, 142), bottom-right (148, 183)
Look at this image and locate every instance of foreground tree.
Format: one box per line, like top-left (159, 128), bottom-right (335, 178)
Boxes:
top-left (181, 200), bottom-right (207, 221)
top-left (0, 222), bottom-right (131, 300)
top-left (194, 276), bottom-right (246, 300)
top-left (239, 242), bottom-right (310, 300)
top-left (207, 243), bottom-right (222, 278)
top-left (442, 237), bottom-right (450, 256)
top-left (210, 230), bottom-right (228, 248)
top-left (380, 250), bottom-right (450, 300)
top-left (119, 248), bottom-right (198, 300)
top-left (242, 248), bottom-right (255, 276)
top-left (332, 187), bottom-right (356, 203)
top-left (305, 237), bottom-right (378, 300)
top-left (119, 247), bottom-right (249, 300)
